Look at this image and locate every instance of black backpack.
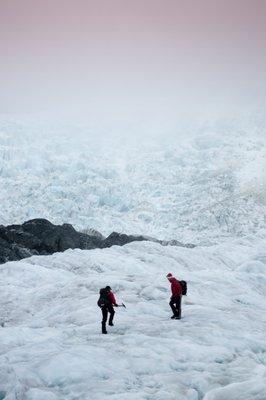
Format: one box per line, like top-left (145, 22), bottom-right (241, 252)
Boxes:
top-left (180, 280), bottom-right (187, 295)
top-left (97, 288), bottom-right (110, 307)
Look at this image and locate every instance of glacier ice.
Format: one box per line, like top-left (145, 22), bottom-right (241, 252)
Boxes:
top-left (0, 233), bottom-right (266, 399)
top-left (0, 116), bottom-right (265, 244)
top-left (0, 114), bottom-right (266, 399)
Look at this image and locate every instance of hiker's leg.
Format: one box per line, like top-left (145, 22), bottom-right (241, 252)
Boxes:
top-left (101, 307), bottom-right (108, 333)
top-left (108, 305), bottom-right (115, 325)
top-left (101, 322), bottom-right (107, 334)
top-left (176, 295), bottom-right (182, 319)
top-left (102, 307), bottom-right (108, 324)
top-left (169, 297), bottom-right (178, 317)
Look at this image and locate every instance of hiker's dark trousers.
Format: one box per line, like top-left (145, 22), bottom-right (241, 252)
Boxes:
top-left (169, 295), bottom-right (182, 318)
top-left (101, 304), bottom-right (115, 327)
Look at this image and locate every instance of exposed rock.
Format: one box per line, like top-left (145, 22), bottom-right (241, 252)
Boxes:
top-left (101, 232), bottom-right (147, 248)
top-left (0, 219), bottom-right (102, 263)
top-left (0, 219), bottom-right (195, 264)
top-left (79, 227), bottom-right (105, 240)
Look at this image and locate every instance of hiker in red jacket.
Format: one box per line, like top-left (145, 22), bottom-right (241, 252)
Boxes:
top-left (98, 286), bottom-right (118, 334)
top-left (167, 273), bottom-right (182, 319)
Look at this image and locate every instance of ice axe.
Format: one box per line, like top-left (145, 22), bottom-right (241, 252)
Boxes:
top-left (117, 303), bottom-right (126, 308)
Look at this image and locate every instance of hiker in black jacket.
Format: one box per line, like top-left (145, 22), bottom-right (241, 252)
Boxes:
top-left (97, 286), bottom-right (118, 334)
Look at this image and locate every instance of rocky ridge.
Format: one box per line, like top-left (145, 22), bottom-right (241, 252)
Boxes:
top-left (0, 219), bottom-right (195, 264)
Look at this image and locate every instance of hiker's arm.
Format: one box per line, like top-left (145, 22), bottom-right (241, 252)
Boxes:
top-left (109, 292), bottom-right (118, 306)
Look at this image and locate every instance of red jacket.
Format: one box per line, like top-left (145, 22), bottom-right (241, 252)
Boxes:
top-left (108, 291), bottom-right (118, 306)
top-left (169, 277), bottom-right (182, 296)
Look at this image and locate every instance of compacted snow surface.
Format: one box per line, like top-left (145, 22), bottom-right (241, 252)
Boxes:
top-left (1, 233), bottom-right (266, 400)
top-left (0, 116), bottom-right (266, 399)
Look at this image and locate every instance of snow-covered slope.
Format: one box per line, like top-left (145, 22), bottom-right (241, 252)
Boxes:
top-left (0, 114), bottom-right (266, 399)
top-left (1, 231), bottom-right (266, 400)
top-left (0, 116), bottom-right (265, 244)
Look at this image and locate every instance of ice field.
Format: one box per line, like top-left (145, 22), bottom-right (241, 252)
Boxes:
top-left (1, 232), bottom-right (266, 400)
top-left (0, 116), bottom-right (265, 244)
top-left (0, 115), bottom-right (266, 399)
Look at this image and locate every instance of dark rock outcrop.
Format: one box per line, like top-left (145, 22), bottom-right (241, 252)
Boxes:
top-left (0, 219), bottom-right (195, 264)
top-left (101, 232), bottom-right (147, 248)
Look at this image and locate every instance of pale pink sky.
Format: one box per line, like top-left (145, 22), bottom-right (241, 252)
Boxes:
top-left (0, 0), bottom-right (266, 115)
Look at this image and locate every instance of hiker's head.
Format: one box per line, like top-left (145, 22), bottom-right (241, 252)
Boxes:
top-left (105, 286), bottom-right (112, 292)
top-left (167, 273), bottom-right (174, 281)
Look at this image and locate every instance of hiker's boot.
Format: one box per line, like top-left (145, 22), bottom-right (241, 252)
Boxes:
top-left (108, 322), bottom-right (114, 326)
top-left (171, 315), bottom-right (178, 319)
top-left (102, 322), bottom-right (107, 334)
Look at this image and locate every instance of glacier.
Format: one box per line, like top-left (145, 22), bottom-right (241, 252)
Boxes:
top-left (0, 115), bottom-right (265, 244)
top-left (1, 232), bottom-right (266, 400)
top-left (0, 114), bottom-right (266, 399)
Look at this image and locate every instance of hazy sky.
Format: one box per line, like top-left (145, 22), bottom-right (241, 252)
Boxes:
top-left (0, 0), bottom-right (266, 118)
